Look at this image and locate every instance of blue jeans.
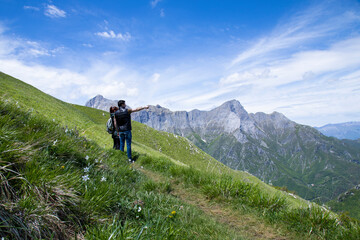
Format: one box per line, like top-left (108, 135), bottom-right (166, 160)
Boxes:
top-left (119, 130), bottom-right (132, 159)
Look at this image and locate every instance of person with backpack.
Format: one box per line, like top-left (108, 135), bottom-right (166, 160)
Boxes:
top-left (109, 106), bottom-right (120, 149)
top-left (115, 100), bottom-right (149, 162)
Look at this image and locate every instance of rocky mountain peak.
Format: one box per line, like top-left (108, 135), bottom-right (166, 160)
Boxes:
top-left (215, 99), bottom-right (248, 117)
top-left (219, 99), bottom-right (242, 109)
top-left (85, 95), bottom-right (117, 111)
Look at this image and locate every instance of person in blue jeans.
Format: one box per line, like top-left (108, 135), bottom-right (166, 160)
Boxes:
top-left (114, 100), bottom-right (149, 162)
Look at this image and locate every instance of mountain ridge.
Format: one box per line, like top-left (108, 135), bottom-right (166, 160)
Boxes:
top-left (316, 121), bottom-right (360, 140)
top-left (85, 94), bottom-right (360, 203)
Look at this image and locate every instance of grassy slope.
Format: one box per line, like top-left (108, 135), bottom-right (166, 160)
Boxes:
top-left (0, 71), bottom-right (304, 207)
top-left (1, 72), bottom-right (360, 239)
top-left (0, 100), bottom-right (243, 240)
top-left (327, 188), bottom-right (360, 220)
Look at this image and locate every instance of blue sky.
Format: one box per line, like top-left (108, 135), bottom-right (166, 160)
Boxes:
top-left (0, 0), bottom-right (360, 126)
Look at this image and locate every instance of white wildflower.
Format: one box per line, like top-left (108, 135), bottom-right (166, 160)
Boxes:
top-left (141, 166), bottom-right (144, 169)
top-left (82, 175), bottom-right (90, 181)
top-left (65, 128), bottom-right (68, 133)
top-left (85, 155), bottom-right (89, 160)
top-left (53, 139), bottom-right (58, 145)
top-left (52, 119), bottom-right (55, 122)
top-left (95, 159), bottom-right (99, 163)
top-left (83, 167), bottom-right (90, 172)
top-left (101, 176), bottom-right (106, 182)
top-left (138, 206), bottom-right (142, 212)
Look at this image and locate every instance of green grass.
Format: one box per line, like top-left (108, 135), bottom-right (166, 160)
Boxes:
top-left (0, 99), bottom-right (244, 239)
top-left (0, 72), bottom-right (305, 207)
top-left (1, 71), bottom-right (360, 239)
top-left (327, 188), bottom-right (360, 221)
top-left (135, 153), bottom-right (360, 239)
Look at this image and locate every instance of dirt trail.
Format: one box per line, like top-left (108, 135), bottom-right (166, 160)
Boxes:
top-left (137, 167), bottom-right (299, 240)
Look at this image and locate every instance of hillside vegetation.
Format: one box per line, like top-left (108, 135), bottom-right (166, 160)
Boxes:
top-left (1, 72), bottom-right (360, 239)
top-left (327, 186), bottom-right (360, 221)
top-left (130, 99), bottom-right (360, 203)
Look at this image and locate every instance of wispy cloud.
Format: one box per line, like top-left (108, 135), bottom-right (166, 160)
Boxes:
top-left (151, 73), bottom-right (160, 83)
top-left (0, 54), bottom-right (139, 105)
top-left (82, 43), bottom-right (93, 48)
top-left (44, 4), bottom-right (66, 18)
top-left (151, 0), bottom-right (162, 8)
top-left (231, 5), bottom-right (360, 68)
top-left (160, 9), bottom-right (165, 18)
top-left (0, 28), bottom-right (63, 59)
top-left (191, 2), bottom-right (360, 126)
top-left (24, 6), bottom-right (40, 11)
top-left (95, 30), bottom-right (131, 41)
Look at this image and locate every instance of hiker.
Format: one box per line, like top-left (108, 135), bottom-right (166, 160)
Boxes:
top-left (115, 100), bottom-right (149, 162)
top-left (109, 106), bottom-right (120, 149)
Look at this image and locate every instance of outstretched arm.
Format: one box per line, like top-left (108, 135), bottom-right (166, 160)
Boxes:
top-left (128, 105), bottom-right (149, 113)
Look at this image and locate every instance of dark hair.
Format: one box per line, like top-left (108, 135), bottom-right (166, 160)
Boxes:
top-left (118, 100), bottom-right (125, 107)
top-left (109, 106), bottom-right (119, 113)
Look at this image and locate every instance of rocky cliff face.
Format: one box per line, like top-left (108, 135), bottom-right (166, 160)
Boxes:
top-left (85, 95), bottom-right (118, 111)
top-left (132, 100), bottom-right (360, 202)
top-left (86, 96), bottom-right (360, 202)
top-left (133, 100), bottom-right (260, 141)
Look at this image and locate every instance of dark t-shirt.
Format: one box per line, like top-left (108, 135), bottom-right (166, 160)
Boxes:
top-left (115, 107), bottom-right (132, 132)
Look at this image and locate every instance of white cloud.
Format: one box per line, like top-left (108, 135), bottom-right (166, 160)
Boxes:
top-left (151, 0), bottom-right (162, 8)
top-left (231, 6), bottom-right (360, 68)
top-left (0, 56), bottom-right (141, 104)
top-left (219, 35), bottom-right (360, 126)
top-left (24, 6), bottom-right (40, 11)
top-left (95, 30), bottom-right (131, 41)
top-left (0, 58), bottom-right (87, 100)
top-left (201, 3), bottom-right (360, 126)
top-left (44, 5), bottom-right (66, 18)
top-left (82, 43), bottom-right (93, 48)
top-left (220, 69), bottom-right (271, 86)
top-left (151, 73), bottom-right (160, 83)
top-left (0, 28), bottom-right (63, 59)
top-left (0, 26), bottom-right (141, 105)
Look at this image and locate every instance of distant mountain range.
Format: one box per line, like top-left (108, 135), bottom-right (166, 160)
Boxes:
top-left (86, 95), bottom-right (360, 202)
top-left (316, 122), bottom-right (360, 140)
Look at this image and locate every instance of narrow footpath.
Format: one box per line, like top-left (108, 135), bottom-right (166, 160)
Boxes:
top-left (136, 166), bottom-right (301, 240)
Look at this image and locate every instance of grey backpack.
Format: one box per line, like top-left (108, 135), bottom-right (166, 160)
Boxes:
top-left (106, 118), bottom-right (114, 134)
